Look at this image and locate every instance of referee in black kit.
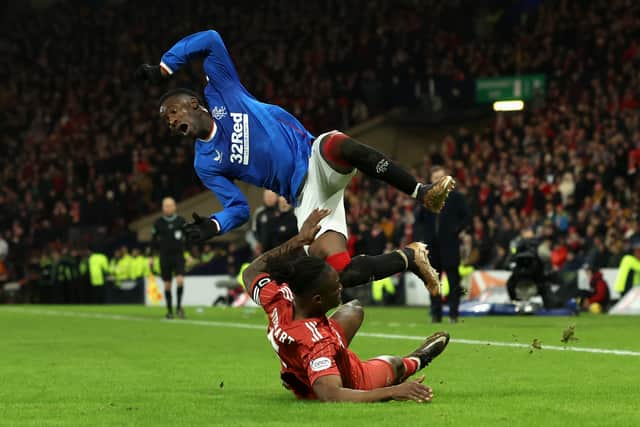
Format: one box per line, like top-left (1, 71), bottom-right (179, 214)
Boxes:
top-left (152, 197), bottom-right (187, 319)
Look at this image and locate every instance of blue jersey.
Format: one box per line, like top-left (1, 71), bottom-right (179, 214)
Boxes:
top-left (160, 30), bottom-right (314, 234)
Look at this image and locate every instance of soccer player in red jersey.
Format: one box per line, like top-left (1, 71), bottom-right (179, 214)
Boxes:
top-left (243, 208), bottom-right (450, 403)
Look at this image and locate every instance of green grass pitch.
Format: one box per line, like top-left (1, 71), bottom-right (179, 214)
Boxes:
top-left (1, 305), bottom-right (639, 427)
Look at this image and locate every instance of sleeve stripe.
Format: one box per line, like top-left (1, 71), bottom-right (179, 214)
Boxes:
top-left (305, 322), bottom-right (323, 342)
top-left (159, 61), bottom-right (173, 75)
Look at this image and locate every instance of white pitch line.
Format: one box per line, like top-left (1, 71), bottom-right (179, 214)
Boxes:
top-left (3, 307), bottom-right (640, 357)
top-left (360, 332), bottom-right (640, 356)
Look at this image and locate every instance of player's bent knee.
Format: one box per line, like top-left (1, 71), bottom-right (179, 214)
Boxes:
top-left (330, 300), bottom-right (365, 344)
top-left (332, 299), bottom-right (364, 325)
top-left (344, 298), bottom-right (363, 309)
top-left (342, 299), bottom-right (364, 321)
top-left (320, 131), bottom-right (353, 174)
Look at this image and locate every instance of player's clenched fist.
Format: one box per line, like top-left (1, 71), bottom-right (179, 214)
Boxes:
top-left (135, 64), bottom-right (165, 84)
top-left (183, 212), bottom-right (220, 243)
top-left (390, 375), bottom-right (433, 403)
top-left (298, 208), bottom-right (331, 245)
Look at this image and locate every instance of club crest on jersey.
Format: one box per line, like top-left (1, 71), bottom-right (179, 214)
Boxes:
top-left (230, 112), bottom-right (250, 165)
top-left (211, 106), bottom-right (227, 120)
top-left (376, 158), bottom-right (389, 174)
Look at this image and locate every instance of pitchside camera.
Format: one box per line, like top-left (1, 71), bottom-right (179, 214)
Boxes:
top-left (506, 239), bottom-right (578, 309)
top-left (506, 239), bottom-right (545, 301)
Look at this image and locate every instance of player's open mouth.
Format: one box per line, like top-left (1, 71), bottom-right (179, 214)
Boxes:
top-left (178, 123), bottom-right (190, 135)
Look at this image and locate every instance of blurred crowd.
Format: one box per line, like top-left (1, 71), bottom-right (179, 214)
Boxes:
top-left (1, 0), bottom-right (640, 295)
top-left (0, 0), bottom-right (513, 284)
top-left (345, 0), bottom-right (640, 275)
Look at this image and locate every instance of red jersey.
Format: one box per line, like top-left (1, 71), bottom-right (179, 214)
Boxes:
top-left (249, 273), bottom-right (363, 399)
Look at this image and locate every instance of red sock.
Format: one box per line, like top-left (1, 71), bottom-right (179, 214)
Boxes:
top-left (325, 251), bottom-right (351, 272)
top-left (321, 131), bottom-right (351, 167)
top-left (401, 357), bottom-right (419, 381)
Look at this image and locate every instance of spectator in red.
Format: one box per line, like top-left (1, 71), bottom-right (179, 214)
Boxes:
top-left (550, 240), bottom-right (568, 270)
top-left (581, 264), bottom-right (611, 312)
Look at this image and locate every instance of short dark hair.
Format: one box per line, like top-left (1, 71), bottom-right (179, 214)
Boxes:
top-left (159, 88), bottom-right (204, 107)
top-left (265, 255), bottom-right (330, 296)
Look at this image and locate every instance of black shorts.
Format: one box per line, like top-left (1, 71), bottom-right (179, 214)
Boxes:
top-left (160, 255), bottom-right (185, 281)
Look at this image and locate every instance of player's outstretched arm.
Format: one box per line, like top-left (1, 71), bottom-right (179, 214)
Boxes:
top-left (242, 209), bottom-right (330, 286)
top-left (159, 30), bottom-right (223, 76)
top-left (312, 374), bottom-right (433, 403)
top-left (136, 30), bottom-right (237, 86)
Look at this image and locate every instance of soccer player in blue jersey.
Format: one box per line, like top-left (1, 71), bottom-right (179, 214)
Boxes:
top-left (136, 29), bottom-right (455, 293)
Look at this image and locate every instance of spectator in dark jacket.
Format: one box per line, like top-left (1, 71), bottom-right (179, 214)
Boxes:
top-left (249, 190), bottom-right (279, 254)
top-left (261, 197), bottom-right (298, 252)
top-left (415, 166), bottom-right (471, 323)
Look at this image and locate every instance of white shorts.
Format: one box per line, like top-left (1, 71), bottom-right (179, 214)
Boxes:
top-left (294, 131), bottom-right (357, 241)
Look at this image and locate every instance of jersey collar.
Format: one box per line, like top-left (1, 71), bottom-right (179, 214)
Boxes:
top-left (201, 118), bottom-right (217, 142)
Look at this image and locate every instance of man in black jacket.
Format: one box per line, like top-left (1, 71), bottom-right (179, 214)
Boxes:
top-left (152, 197), bottom-right (187, 319)
top-left (261, 197), bottom-right (299, 251)
top-left (250, 190), bottom-right (279, 254)
top-left (415, 166), bottom-right (471, 323)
